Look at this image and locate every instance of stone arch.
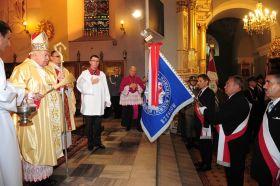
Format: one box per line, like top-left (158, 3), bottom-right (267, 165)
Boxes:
top-left (206, 0), bottom-right (279, 41)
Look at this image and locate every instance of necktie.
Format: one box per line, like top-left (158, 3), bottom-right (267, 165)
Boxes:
top-left (267, 101), bottom-right (274, 113)
top-left (198, 90), bottom-right (202, 97)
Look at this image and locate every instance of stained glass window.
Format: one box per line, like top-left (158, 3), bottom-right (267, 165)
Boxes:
top-left (84, 0), bottom-right (109, 37)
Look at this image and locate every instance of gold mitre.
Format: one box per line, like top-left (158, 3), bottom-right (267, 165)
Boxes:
top-left (31, 31), bottom-right (48, 51)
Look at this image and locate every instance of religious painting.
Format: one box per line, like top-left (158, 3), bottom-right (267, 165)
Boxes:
top-left (84, 0), bottom-right (109, 37)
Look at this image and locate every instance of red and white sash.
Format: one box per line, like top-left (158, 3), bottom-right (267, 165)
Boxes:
top-left (258, 112), bottom-right (280, 185)
top-left (216, 109), bottom-right (250, 167)
top-left (194, 103), bottom-right (212, 139)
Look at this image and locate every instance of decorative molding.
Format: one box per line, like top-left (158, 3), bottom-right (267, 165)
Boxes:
top-left (176, 1), bottom-right (187, 13)
top-left (195, 0), bottom-right (212, 24)
top-left (36, 19), bottom-right (55, 40)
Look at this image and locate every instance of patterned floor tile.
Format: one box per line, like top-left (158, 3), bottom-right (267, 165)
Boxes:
top-left (70, 164), bottom-right (104, 179)
top-left (92, 177), bottom-right (128, 186)
top-left (99, 165), bottom-right (133, 179)
top-left (83, 154), bottom-right (113, 165)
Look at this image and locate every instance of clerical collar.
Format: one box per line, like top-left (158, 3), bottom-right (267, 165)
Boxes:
top-left (88, 68), bottom-right (100, 75)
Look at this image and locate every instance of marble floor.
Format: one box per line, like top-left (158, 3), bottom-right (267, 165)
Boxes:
top-left (47, 117), bottom-right (256, 186)
top-left (52, 119), bottom-right (144, 185)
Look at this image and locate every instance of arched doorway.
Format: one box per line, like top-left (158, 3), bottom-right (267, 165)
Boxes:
top-left (205, 2), bottom-right (272, 86)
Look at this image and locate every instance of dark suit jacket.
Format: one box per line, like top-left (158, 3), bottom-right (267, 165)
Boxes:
top-left (206, 91), bottom-right (250, 135)
top-left (205, 91), bottom-right (250, 170)
top-left (107, 75), bottom-right (122, 96)
top-left (197, 87), bottom-right (215, 128)
top-left (244, 87), bottom-right (258, 105)
top-left (251, 100), bottom-right (280, 185)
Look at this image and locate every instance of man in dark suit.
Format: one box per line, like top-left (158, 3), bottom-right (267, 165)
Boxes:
top-left (107, 66), bottom-right (122, 118)
top-left (204, 75), bottom-right (250, 186)
top-left (179, 76), bottom-right (200, 149)
top-left (244, 76), bottom-right (262, 140)
top-left (195, 74), bottom-right (215, 171)
top-left (251, 72), bottom-right (280, 186)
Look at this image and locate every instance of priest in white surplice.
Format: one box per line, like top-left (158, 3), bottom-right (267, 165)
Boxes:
top-left (0, 20), bottom-right (25, 186)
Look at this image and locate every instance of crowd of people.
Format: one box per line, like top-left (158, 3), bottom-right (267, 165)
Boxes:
top-left (179, 72), bottom-right (280, 185)
top-left (1, 19), bottom-right (280, 186)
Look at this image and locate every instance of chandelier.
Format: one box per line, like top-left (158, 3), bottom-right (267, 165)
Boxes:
top-left (243, 2), bottom-right (277, 35)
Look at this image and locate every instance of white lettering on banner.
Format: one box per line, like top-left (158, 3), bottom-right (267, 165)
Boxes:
top-left (160, 103), bottom-right (176, 124)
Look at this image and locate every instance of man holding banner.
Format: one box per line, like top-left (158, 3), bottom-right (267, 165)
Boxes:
top-left (141, 43), bottom-right (194, 142)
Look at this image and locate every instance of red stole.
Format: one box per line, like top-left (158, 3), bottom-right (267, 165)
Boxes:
top-left (258, 112), bottom-right (280, 186)
top-left (216, 106), bottom-right (250, 167)
top-left (55, 69), bottom-right (72, 131)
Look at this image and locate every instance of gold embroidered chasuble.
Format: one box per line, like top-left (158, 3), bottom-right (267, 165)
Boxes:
top-left (46, 62), bottom-right (76, 131)
top-left (10, 58), bottom-right (63, 166)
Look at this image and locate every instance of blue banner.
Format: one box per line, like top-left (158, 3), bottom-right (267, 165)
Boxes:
top-left (141, 53), bottom-right (194, 142)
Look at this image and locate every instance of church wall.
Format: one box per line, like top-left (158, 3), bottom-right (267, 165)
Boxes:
top-left (67, 0), bottom-right (84, 41)
top-left (0, 0), bottom-right (69, 62)
top-left (160, 0), bottom-right (178, 69)
top-left (69, 40), bottom-right (126, 63)
top-left (68, 0), bottom-right (146, 77)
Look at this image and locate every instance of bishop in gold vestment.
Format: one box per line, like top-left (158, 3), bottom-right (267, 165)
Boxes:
top-left (9, 32), bottom-right (63, 182)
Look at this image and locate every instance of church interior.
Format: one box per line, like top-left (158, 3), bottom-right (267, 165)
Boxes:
top-left (1, 0), bottom-right (280, 185)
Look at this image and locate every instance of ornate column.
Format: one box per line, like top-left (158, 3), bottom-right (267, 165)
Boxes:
top-left (176, 0), bottom-right (188, 70)
top-left (199, 23), bottom-right (207, 73)
top-left (187, 0), bottom-right (199, 74)
top-left (188, 0), bottom-right (196, 49)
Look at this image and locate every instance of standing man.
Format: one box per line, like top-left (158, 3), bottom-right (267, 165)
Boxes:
top-left (244, 77), bottom-right (262, 141)
top-left (48, 50), bottom-right (76, 148)
top-left (10, 32), bottom-right (64, 183)
top-left (107, 66), bottom-right (122, 118)
top-left (179, 76), bottom-right (199, 148)
top-left (119, 66), bottom-right (144, 131)
top-left (251, 72), bottom-right (280, 186)
top-left (0, 20), bottom-right (25, 186)
top-left (203, 75), bottom-right (250, 186)
top-left (194, 74), bottom-right (215, 171)
top-left (77, 55), bottom-right (111, 151)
